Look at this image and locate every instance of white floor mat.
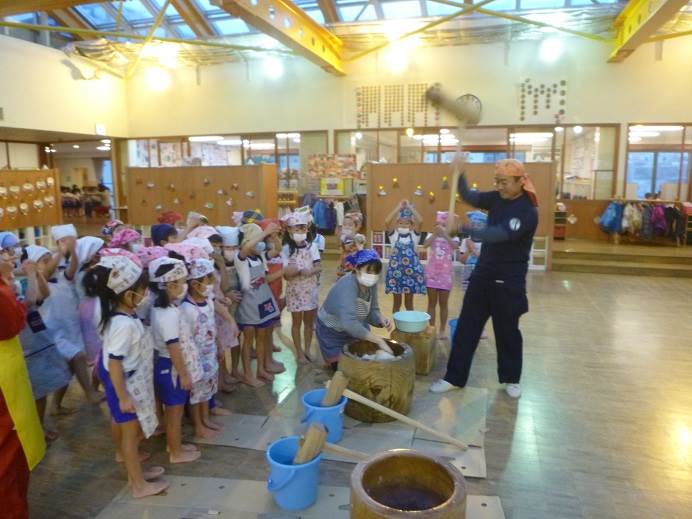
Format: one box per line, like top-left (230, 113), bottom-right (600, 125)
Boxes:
top-left (96, 476), bottom-right (504, 519)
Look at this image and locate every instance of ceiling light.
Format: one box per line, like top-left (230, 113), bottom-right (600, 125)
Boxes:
top-left (539, 37), bottom-right (564, 64)
top-left (630, 125), bottom-right (683, 132)
top-left (72, 144), bottom-right (80, 149)
top-left (628, 131), bottom-right (660, 138)
top-left (292, 138), bottom-right (301, 143)
top-left (249, 143), bottom-right (275, 151)
top-left (286, 133), bottom-right (300, 139)
top-left (554, 126), bottom-right (564, 132)
top-left (96, 145), bottom-right (111, 151)
top-left (406, 128), bottom-right (414, 137)
top-left (572, 126), bottom-right (583, 135)
top-left (262, 57), bottom-right (284, 80)
top-left (189, 135), bottom-right (224, 142)
top-left (629, 136), bottom-right (642, 144)
top-left (217, 139), bottom-right (242, 146)
top-left (413, 135), bottom-right (423, 141)
top-left (355, 132), bottom-right (363, 140)
top-left (144, 66), bottom-right (171, 92)
top-left (101, 139), bottom-right (111, 144)
top-left (440, 129), bottom-right (450, 135)
top-left (276, 133), bottom-right (287, 139)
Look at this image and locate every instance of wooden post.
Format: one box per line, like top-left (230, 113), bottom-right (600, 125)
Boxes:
top-left (293, 423), bottom-right (326, 465)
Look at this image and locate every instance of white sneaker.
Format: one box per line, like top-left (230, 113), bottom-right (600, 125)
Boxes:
top-left (429, 379), bottom-right (461, 394)
top-left (505, 383), bottom-right (522, 399)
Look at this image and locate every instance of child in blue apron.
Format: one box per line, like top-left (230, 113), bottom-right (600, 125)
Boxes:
top-left (384, 201), bottom-right (426, 313)
top-left (235, 222), bottom-right (280, 388)
top-left (84, 252), bottom-right (168, 499)
top-left (17, 251), bottom-right (71, 442)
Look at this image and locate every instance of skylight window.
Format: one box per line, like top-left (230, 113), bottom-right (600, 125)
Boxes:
top-left (213, 17), bottom-right (251, 35)
top-left (74, 3), bottom-right (116, 27)
top-left (340, 4), bottom-right (378, 22)
top-left (380, 1), bottom-right (422, 20)
top-left (113, 0), bottom-right (153, 22)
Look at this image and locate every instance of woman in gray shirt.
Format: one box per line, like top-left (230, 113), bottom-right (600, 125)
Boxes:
top-left (316, 249), bottom-right (393, 368)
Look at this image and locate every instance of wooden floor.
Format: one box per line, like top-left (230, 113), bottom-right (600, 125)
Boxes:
top-left (553, 237), bottom-right (692, 258)
top-left (27, 262), bottom-right (692, 519)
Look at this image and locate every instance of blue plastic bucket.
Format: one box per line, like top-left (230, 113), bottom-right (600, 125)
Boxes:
top-left (449, 318), bottom-right (458, 340)
top-left (266, 436), bottom-right (321, 511)
top-left (301, 388), bottom-right (347, 443)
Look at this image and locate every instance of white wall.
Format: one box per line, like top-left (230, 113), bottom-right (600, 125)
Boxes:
top-left (125, 37), bottom-right (692, 137)
top-left (54, 157), bottom-right (99, 187)
top-left (0, 142), bottom-right (39, 169)
top-left (0, 35), bottom-right (129, 137)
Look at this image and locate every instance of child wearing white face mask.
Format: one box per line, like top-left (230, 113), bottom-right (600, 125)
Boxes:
top-left (281, 212), bottom-right (321, 365)
top-left (180, 258), bottom-right (221, 441)
top-left (384, 200), bottom-right (426, 313)
top-left (149, 257), bottom-right (202, 463)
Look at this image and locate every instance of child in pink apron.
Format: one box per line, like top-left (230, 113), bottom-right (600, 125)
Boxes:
top-left (424, 212), bottom-right (455, 338)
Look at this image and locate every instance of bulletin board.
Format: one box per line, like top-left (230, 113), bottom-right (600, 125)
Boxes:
top-left (365, 162), bottom-right (555, 237)
top-left (0, 168), bottom-right (63, 228)
top-left (126, 165), bottom-right (278, 225)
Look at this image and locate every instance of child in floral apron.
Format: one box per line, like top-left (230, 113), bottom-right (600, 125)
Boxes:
top-left (84, 252), bottom-right (168, 499)
top-left (235, 223), bottom-right (281, 388)
top-left (149, 257), bottom-right (202, 463)
top-left (281, 211), bottom-right (322, 364)
top-left (216, 226), bottom-right (243, 382)
top-left (180, 258), bottom-right (222, 440)
top-left (384, 201), bottom-right (426, 313)
top-left (424, 212), bottom-right (456, 338)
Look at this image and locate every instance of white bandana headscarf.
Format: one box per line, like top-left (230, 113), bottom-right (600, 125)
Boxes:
top-left (97, 255), bottom-right (143, 294)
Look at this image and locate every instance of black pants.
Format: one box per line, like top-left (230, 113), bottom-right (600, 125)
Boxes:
top-left (444, 276), bottom-right (528, 387)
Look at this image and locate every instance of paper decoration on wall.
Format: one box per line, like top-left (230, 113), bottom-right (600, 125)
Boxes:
top-left (204, 177), bottom-right (211, 186)
top-left (225, 199), bottom-right (233, 207)
top-left (307, 154), bottom-right (357, 179)
top-left (155, 204), bottom-right (163, 211)
top-left (46, 177), bottom-right (54, 186)
top-left (147, 182), bottom-right (155, 189)
top-left (22, 182), bottom-right (34, 193)
top-left (383, 84), bottom-right (404, 127)
top-left (428, 191), bottom-right (435, 202)
top-left (414, 185), bottom-right (423, 196)
top-left (231, 183), bottom-right (239, 190)
top-left (407, 83), bottom-right (429, 127)
top-left (44, 195), bottom-right (55, 206)
top-left (0, 187), bottom-right (7, 198)
top-left (441, 176), bottom-right (449, 189)
top-left (19, 203), bottom-right (29, 215)
top-left (36, 180), bottom-right (46, 191)
top-left (6, 206), bottom-right (17, 218)
top-left (378, 185), bottom-right (386, 196)
top-left (518, 78), bottom-right (567, 123)
top-left (392, 177), bottom-right (399, 188)
top-left (245, 191), bottom-right (255, 198)
top-left (9, 185), bottom-right (20, 197)
top-left (168, 183), bottom-right (176, 191)
top-left (33, 200), bottom-right (43, 211)
top-left (205, 202), bottom-right (214, 209)
top-left (217, 189), bottom-right (226, 196)
top-left (173, 197), bottom-right (181, 205)
top-left (356, 85), bottom-right (381, 128)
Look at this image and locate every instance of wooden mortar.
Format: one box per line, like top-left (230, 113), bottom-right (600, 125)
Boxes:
top-left (350, 449), bottom-right (467, 518)
top-left (391, 327), bottom-right (436, 375)
top-left (339, 339), bottom-right (415, 423)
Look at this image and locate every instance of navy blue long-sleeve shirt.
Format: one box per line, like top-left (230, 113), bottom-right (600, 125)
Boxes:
top-left (458, 174), bottom-right (538, 287)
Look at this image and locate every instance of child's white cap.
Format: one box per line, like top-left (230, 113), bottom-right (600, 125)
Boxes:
top-left (51, 224), bottom-right (77, 241)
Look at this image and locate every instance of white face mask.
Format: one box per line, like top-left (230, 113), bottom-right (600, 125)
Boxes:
top-left (397, 227), bottom-right (410, 235)
top-left (134, 290), bottom-right (149, 310)
top-left (292, 233), bottom-right (307, 243)
top-left (223, 250), bottom-right (236, 262)
top-left (255, 242), bottom-right (267, 253)
top-left (358, 272), bottom-right (379, 287)
top-left (130, 243), bottom-right (143, 253)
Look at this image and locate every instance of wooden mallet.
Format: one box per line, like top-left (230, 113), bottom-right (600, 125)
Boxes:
top-left (326, 371), bottom-right (468, 451)
top-left (293, 423), bottom-right (327, 465)
top-left (425, 83), bottom-right (482, 234)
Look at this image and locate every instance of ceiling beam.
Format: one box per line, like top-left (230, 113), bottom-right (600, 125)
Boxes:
top-left (171, 0), bottom-right (216, 37)
top-left (212, 0), bottom-right (344, 75)
top-left (47, 8), bottom-right (90, 38)
top-left (317, 0), bottom-right (340, 24)
top-left (0, 1), bottom-right (105, 17)
top-left (608, 0), bottom-right (689, 62)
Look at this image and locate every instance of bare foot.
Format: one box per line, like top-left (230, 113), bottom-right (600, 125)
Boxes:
top-left (170, 449), bottom-right (202, 464)
top-left (203, 419), bottom-right (223, 431)
top-left (241, 376), bottom-right (265, 388)
top-left (257, 370), bottom-right (274, 382)
top-left (296, 355), bottom-right (310, 365)
top-left (142, 466), bottom-right (165, 480)
top-left (50, 405), bottom-right (78, 416)
top-left (131, 480), bottom-right (169, 499)
top-left (219, 380), bottom-right (235, 393)
top-left (272, 345), bottom-right (281, 353)
top-left (87, 391), bottom-right (106, 405)
top-left (211, 407), bottom-right (232, 416)
top-left (116, 450), bottom-right (151, 463)
top-left (229, 372), bottom-right (241, 383)
top-left (194, 426), bottom-right (219, 440)
top-left (166, 443), bottom-right (199, 454)
top-left (266, 362), bottom-right (285, 374)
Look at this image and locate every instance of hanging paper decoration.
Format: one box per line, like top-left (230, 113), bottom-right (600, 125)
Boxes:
top-left (22, 182), bottom-right (35, 193)
top-left (155, 204), bottom-right (163, 211)
top-left (44, 195), bottom-right (55, 206)
top-left (168, 183), bottom-right (176, 191)
top-left (33, 200), bottom-right (44, 211)
top-left (9, 185), bottom-right (20, 197)
top-left (414, 185), bottom-right (423, 196)
top-left (428, 191), bottom-right (435, 202)
top-left (225, 199), bottom-right (233, 207)
top-left (245, 191), bottom-right (255, 198)
top-left (231, 183), bottom-right (239, 190)
top-left (204, 177), bottom-right (211, 186)
top-left (0, 186), bottom-right (7, 198)
top-left (46, 177), bottom-right (55, 186)
top-left (19, 202), bottom-right (29, 215)
top-left (217, 189), bottom-right (226, 196)
top-left (6, 206), bottom-right (17, 218)
top-left (377, 185), bottom-right (387, 197)
top-left (146, 182), bottom-right (155, 189)
top-left (173, 197), bottom-right (181, 205)
top-left (392, 177), bottom-right (399, 188)
top-left (36, 180), bottom-right (47, 191)
top-left (441, 176), bottom-right (449, 190)
top-left (205, 202), bottom-right (214, 209)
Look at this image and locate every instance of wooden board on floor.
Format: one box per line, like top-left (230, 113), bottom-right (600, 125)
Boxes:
top-left (95, 476), bottom-right (504, 519)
